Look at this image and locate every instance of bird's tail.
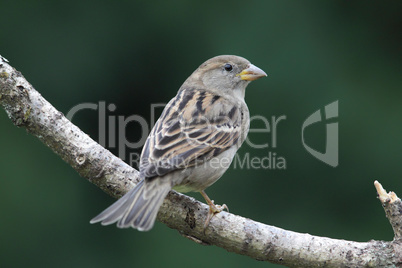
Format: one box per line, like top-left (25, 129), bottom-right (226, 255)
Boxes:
top-left (90, 178), bottom-right (171, 231)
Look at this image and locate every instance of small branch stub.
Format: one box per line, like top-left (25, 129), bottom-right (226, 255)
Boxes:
top-left (0, 55), bottom-right (9, 63)
top-left (375, 180), bottom-right (399, 204)
top-left (375, 180), bottom-right (402, 240)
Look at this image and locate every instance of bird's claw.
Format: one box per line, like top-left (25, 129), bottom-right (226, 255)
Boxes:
top-left (204, 201), bottom-right (229, 230)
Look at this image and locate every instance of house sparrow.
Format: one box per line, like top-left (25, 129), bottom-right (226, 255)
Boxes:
top-left (90, 55), bottom-right (267, 231)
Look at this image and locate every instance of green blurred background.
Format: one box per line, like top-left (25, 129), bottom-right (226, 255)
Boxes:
top-left (1, 1), bottom-right (401, 267)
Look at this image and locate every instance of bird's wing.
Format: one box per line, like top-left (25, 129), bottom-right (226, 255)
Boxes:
top-left (139, 88), bottom-right (244, 179)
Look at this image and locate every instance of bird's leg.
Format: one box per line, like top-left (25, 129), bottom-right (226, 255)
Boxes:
top-left (200, 190), bottom-right (229, 229)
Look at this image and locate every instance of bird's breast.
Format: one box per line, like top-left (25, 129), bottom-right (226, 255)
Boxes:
top-left (172, 146), bottom-right (238, 192)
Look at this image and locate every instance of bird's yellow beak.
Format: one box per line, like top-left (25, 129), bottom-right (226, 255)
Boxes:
top-left (237, 64), bottom-right (267, 81)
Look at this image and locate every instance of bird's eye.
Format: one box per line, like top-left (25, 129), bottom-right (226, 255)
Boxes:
top-left (224, 63), bottom-right (233, 72)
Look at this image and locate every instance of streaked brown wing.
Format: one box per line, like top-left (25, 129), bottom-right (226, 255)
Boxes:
top-left (139, 88), bottom-right (243, 179)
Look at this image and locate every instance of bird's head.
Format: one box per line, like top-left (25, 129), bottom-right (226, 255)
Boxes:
top-left (186, 55), bottom-right (267, 99)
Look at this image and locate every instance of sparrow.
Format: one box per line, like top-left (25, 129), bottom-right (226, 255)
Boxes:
top-left (90, 55), bottom-right (267, 231)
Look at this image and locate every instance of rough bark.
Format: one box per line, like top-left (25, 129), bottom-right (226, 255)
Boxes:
top-left (1, 55), bottom-right (401, 267)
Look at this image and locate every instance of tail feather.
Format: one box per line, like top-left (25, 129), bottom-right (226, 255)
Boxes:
top-left (90, 179), bottom-right (171, 231)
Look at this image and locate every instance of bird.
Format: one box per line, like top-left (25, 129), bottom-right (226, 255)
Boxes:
top-left (90, 55), bottom-right (267, 231)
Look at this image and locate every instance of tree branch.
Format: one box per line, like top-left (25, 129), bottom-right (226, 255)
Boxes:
top-left (1, 55), bottom-right (401, 267)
